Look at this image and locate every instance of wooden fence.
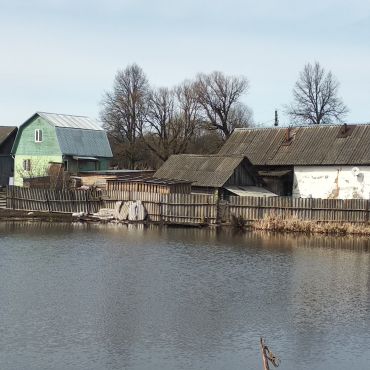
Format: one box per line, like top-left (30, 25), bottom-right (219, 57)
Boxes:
top-left (6, 186), bottom-right (102, 214)
top-left (5, 186), bottom-right (370, 225)
top-left (104, 190), bottom-right (217, 224)
top-left (104, 190), bottom-right (370, 225)
top-left (0, 189), bottom-right (6, 209)
top-left (227, 196), bottom-right (369, 224)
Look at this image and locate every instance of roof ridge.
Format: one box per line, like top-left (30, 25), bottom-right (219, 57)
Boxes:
top-left (173, 154), bottom-right (245, 158)
top-left (235, 123), bottom-right (370, 131)
top-left (37, 111), bottom-right (93, 119)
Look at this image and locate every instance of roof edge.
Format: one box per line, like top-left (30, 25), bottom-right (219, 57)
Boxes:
top-left (0, 126), bottom-right (18, 147)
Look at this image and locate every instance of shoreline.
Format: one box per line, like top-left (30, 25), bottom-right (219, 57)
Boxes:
top-left (2, 209), bottom-right (370, 237)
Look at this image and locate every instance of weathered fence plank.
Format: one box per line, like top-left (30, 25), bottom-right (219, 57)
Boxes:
top-left (6, 186), bottom-right (102, 214)
top-left (5, 186), bottom-right (370, 225)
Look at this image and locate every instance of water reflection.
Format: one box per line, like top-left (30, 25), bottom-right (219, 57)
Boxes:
top-left (0, 223), bottom-right (369, 370)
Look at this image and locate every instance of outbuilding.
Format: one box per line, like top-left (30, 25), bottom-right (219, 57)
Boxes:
top-left (154, 154), bottom-right (264, 198)
top-left (218, 124), bottom-right (370, 199)
top-left (0, 126), bottom-right (18, 186)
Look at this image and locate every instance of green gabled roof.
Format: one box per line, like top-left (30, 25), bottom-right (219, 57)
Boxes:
top-left (12, 112), bottom-right (112, 158)
top-left (55, 127), bottom-right (112, 158)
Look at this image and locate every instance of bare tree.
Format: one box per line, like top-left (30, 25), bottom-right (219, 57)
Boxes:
top-left (194, 71), bottom-right (252, 139)
top-left (100, 64), bottom-right (149, 169)
top-left (286, 62), bottom-right (348, 125)
top-left (140, 82), bottom-right (200, 162)
top-left (227, 103), bottom-right (254, 130)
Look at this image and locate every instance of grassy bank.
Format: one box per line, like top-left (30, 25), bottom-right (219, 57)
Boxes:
top-left (252, 215), bottom-right (370, 236)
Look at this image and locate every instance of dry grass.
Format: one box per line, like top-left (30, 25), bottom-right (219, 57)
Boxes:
top-left (252, 215), bottom-right (370, 236)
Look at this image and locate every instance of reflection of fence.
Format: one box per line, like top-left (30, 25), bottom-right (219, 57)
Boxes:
top-left (5, 186), bottom-right (370, 225)
top-left (6, 186), bottom-right (102, 214)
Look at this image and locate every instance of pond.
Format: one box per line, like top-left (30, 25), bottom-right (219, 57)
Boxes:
top-left (0, 223), bottom-right (369, 370)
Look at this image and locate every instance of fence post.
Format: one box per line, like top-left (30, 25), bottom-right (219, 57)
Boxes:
top-left (86, 190), bottom-right (90, 214)
top-left (160, 193), bottom-right (163, 224)
top-left (225, 198), bottom-right (230, 224)
top-left (5, 185), bottom-right (10, 209)
top-left (216, 196), bottom-right (220, 224)
top-left (45, 190), bottom-right (51, 212)
top-left (366, 199), bottom-right (369, 224)
top-left (11, 185), bottom-right (15, 210)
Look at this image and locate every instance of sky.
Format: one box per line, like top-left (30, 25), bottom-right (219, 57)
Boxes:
top-left (1, 0), bottom-right (369, 127)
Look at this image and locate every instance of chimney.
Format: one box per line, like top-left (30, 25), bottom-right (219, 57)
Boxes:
top-left (282, 126), bottom-right (294, 145)
top-left (337, 123), bottom-right (354, 138)
top-left (285, 127), bottom-right (292, 142)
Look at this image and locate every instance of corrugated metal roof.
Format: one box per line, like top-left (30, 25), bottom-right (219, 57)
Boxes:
top-left (218, 124), bottom-right (370, 165)
top-left (108, 176), bottom-right (191, 185)
top-left (56, 127), bottom-right (113, 157)
top-left (258, 170), bottom-right (291, 177)
top-left (225, 186), bottom-right (277, 197)
top-left (38, 112), bottom-right (103, 130)
top-left (154, 154), bottom-right (245, 187)
top-left (0, 126), bottom-right (17, 146)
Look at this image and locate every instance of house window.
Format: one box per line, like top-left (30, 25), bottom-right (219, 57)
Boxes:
top-left (35, 129), bottom-right (43, 142)
top-left (23, 159), bottom-right (31, 171)
top-left (63, 160), bottom-right (68, 171)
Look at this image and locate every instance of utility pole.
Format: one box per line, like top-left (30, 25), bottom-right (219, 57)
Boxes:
top-left (274, 110), bottom-right (279, 127)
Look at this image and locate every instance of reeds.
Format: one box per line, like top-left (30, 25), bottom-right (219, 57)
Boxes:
top-left (252, 215), bottom-right (370, 236)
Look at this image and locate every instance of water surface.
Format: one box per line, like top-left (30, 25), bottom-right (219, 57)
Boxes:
top-left (0, 223), bottom-right (369, 370)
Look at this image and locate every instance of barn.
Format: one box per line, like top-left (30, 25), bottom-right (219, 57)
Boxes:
top-left (154, 154), bottom-right (267, 198)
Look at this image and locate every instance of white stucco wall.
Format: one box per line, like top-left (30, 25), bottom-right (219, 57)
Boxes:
top-left (293, 166), bottom-right (370, 199)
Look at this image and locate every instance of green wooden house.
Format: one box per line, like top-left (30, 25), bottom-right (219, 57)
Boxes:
top-left (12, 112), bottom-right (113, 186)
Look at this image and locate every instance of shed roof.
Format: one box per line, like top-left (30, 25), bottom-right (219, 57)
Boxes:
top-left (225, 186), bottom-right (278, 197)
top-left (218, 124), bottom-right (370, 166)
top-left (154, 154), bottom-right (246, 187)
top-left (0, 126), bottom-right (17, 146)
top-left (108, 175), bottom-right (191, 185)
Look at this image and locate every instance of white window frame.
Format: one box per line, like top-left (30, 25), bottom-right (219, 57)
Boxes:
top-left (35, 129), bottom-right (43, 143)
top-left (23, 159), bottom-right (31, 171)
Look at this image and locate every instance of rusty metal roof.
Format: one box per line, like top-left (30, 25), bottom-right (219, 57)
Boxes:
top-left (154, 154), bottom-right (245, 187)
top-left (218, 125), bottom-right (370, 165)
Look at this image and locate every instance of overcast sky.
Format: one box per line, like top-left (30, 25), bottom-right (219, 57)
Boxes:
top-left (1, 0), bottom-right (369, 127)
